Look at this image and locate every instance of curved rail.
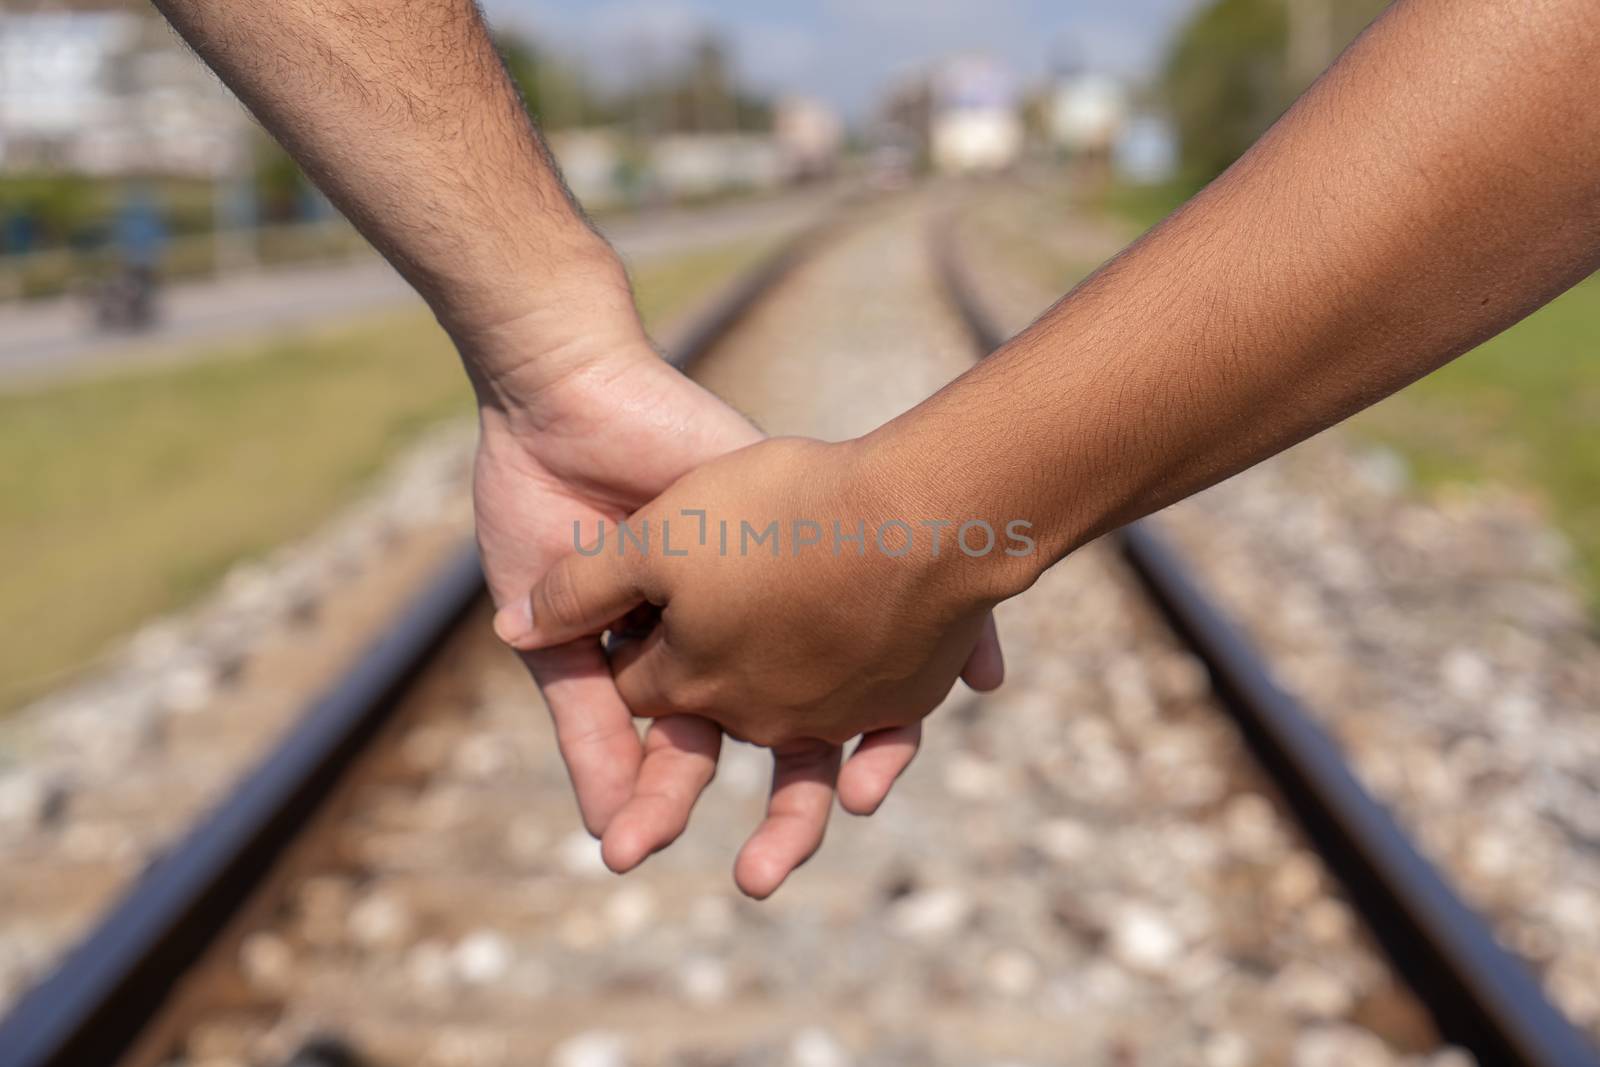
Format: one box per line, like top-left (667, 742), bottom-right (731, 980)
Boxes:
top-left (932, 218), bottom-right (1600, 1067)
top-left (0, 211), bottom-right (843, 1067)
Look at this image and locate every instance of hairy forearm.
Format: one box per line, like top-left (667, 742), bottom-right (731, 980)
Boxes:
top-left (152, 0), bottom-right (632, 353)
top-left (881, 0), bottom-right (1600, 595)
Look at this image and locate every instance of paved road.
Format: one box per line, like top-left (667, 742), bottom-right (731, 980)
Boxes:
top-left (0, 187), bottom-right (837, 393)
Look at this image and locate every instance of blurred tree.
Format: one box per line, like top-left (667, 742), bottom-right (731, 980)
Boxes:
top-left (495, 31), bottom-right (608, 129)
top-left (493, 27), bottom-right (770, 136)
top-left (253, 136), bottom-right (307, 223)
top-left (1161, 0), bottom-right (1389, 186)
top-left (0, 176), bottom-right (98, 247)
top-left (685, 34), bottom-right (735, 130)
top-left (611, 31), bottom-right (771, 135)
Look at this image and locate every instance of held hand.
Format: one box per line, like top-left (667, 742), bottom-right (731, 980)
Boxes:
top-left (468, 325), bottom-right (756, 839)
top-left (497, 436), bottom-right (1010, 896)
top-left (463, 301), bottom-right (1001, 895)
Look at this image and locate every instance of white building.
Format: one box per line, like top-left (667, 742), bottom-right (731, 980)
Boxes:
top-left (548, 129), bottom-right (791, 208)
top-left (548, 128), bottom-right (629, 209)
top-left (0, 11), bottom-right (243, 176)
top-left (929, 57), bottom-right (1023, 175)
top-left (651, 133), bottom-right (785, 198)
top-left (1047, 73), bottom-right (1129, 155)
top-left (774, 96), bottom-right (842, 180)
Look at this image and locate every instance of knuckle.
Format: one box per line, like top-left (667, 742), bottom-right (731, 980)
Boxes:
top-left (538, 562), bottom-right (587, 631)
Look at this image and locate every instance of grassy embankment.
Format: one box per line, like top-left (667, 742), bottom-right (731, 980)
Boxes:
top-left (1352, 275), bottom-right (1600, 609)
top-left (0, 239), bottom-right (778, 709)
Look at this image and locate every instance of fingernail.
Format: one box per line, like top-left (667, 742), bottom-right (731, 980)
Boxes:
top-left (493, 599), bottom-right (534, 645)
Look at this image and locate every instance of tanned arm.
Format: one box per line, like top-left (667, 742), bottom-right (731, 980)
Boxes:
top-left (883, 0), bottom-right (1600, 578)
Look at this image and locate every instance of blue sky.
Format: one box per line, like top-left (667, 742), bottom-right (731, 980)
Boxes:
top-left (482, 0), bottom-right (1205, 118)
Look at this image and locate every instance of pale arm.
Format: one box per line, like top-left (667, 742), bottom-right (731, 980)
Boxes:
top-left (151, 0), bottom-right (628, 359)
top-left (151, 0), bottom-right (972, 894)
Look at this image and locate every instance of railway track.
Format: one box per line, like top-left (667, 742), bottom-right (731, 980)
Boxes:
top-left (932, 219), bottom-right (1600, 1067)
top-left (0, 193), bottom-right (1594, 1067)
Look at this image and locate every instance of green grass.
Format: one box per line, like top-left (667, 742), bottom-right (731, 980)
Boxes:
top-left (0, 314), bottom-right (471, 707)
top-left (631, 240), bottom-right (773, 327)
top-left (1351, 274), bottom-right (1600, 608)
top-left (0, 237), bottom-right (778, 709)
top-left (1095, 180), bottom-right (1197, 235)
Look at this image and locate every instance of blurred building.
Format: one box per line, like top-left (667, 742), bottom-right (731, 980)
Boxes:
top-left (651, 133), bottom-right (784, 198)
top-left (0, 9), bottom-right (242, 177)
top-left (929, 57), bottom-right (1023, 175)
top-left (874, 78), bottom-right (931, 172)
top-left (1046, 72), bottom-right (1128, 157)
top-left (774, 96), bottom-right (842, 181)
top-left (548, 129), bottom-right (630, 209)
top-left (548, 128), bottom-right (799, 210)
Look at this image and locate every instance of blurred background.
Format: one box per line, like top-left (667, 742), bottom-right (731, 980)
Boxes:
top-left (9, 0), bottom-right (1593, 714)
top-left (0, 0), bottom-right (1263, 702)
top-left (19, 0), bottom-right (1579, 709)
top-left (3, 1), bottom-right (1600, 1064)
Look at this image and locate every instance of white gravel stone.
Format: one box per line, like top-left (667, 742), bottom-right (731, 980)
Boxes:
top-left (984, 948), bottom-right (1041, 998)
top-left (1270, 852), bottom-right (1324, 910)
top-left (549, 1031), bottom-right (629, 1067)
top-left (944, 752), bottom-right (1005, 800)
top-left (348, 889), bottom-right (414, 950)
top-left (1032, 818), bottom-right (1094, 863)
top-left (453, 929), bottom-right (514, 985)
top-left (159, 664), bottom-right (215, 714)
top-left (1302, 899), bottom-right (1357, 945)
top-left (676, 955), bottom-right (731, 1006)
top-left (1107, 905), bottom-right (1183, 973)
top-left (1291, 1025), bottom-right (1398, 1067)
top-left (604, 886), bottom-right (657, 941)
top-left (0, 770), bottom-right (61, 833)
top-left (1222, 793), bottom-right (1285, 859)
top-left (453, 732), bottom-right (514, 780)
top-left (1202, 1032), bottom-right (1254, 1067)
top-left (237, 932), bottom-right (293, 994)
top-left (885, 887), bottom-right (973, 941)
top-left (789, 1027), bottom-right (851, 1067)
top-left (558, 830), bottom-right (610, 878)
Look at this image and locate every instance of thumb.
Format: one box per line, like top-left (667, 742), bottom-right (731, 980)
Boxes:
top-left (493, 550), bottom-right (650, 651)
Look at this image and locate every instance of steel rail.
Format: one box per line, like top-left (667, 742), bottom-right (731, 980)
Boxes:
top-left (0, 210), bottom-right (842, 1067)
top-left (932, 219), bottom-right (1600, 1067)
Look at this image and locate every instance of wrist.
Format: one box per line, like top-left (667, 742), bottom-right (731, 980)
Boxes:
top-left (444, 239), bottom-right (650, 413)
top-left (842, 429), bottom-right (1047, 613)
